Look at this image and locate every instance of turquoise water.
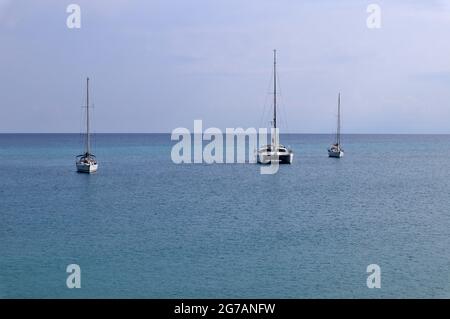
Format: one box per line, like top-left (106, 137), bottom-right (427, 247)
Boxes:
top-left (1, 134), bottom-right (450, 298)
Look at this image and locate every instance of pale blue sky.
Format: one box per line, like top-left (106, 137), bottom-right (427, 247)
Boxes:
top-left (1, 0), bottom-right (450, 133)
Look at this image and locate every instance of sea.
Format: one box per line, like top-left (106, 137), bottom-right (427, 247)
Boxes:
top-left (1, 133), bottom-right (450, 298)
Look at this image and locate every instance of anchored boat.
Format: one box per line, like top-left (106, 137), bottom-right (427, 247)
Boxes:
top-left (328, 93), bottom-right (344, 158)
top-left (257, 50), bottom-right (293, 165)
top-left (76, 77), bottom-right (98, 173)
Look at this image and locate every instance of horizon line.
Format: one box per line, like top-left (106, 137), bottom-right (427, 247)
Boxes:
top-left (3, 132), bottom-right (450, 135)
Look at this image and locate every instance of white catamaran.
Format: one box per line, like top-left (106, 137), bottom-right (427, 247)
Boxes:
top-left (257, 50), bottom-right (294, 164)
top-left (328, 93), bottom-right (344, 158)
top-left (76, 77), bottom-right (98, 173)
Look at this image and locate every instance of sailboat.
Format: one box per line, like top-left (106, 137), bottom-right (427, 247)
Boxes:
top-left (76, 77), bottom-right (98, 173)
top-left (257, 50), bottom-right (293, 164)
top-left (328, 93), bottom-right (344, 158)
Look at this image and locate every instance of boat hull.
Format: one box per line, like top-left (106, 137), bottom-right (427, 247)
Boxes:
top-left (257, 152), bottom-right (293, 164)
top-left (328, 150), bottom-right (344, 158)
top-left (76, 163), bottom-right (98, 173)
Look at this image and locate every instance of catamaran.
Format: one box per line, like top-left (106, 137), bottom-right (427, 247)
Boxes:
top-left (257, 50), bottom-right (294, 164)
top-left (328, 93), bottom-right (344, 158)
top-left (76, 77), bottom-right (98, 173)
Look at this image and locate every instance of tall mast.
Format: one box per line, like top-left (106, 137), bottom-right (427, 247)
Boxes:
top-left (86, 77), bottom-right (90, 155)
top-left (273, 49), bottom-right (277, 131)
top-left (337, 92), bottom-right (341, 145)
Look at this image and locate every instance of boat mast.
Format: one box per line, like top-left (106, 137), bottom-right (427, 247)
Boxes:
top-left (273, 50), bottom-right (277, 132)
top-left (86, 77), bottom-right (90, 155)
top-left (337, 93), bottom-right (341, 146)
top-left (273, 49), bottom-right (277, 146)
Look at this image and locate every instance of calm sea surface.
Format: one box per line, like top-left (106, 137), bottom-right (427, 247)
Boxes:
top-left (1, 133), bottom-right (450, 298)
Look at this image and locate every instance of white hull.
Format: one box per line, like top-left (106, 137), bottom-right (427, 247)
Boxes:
top-left (77, 78), bottom-right (98, 174)
top-left (76, 163), bottom-right (98, 173)
top-left (257, 152), bottom-right (293, 164)
top-left (328, 150), bottom-right (344, 158)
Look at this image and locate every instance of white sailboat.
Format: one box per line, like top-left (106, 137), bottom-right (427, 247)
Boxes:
top-left (76, 77), bottom-right (98, 173)
top-left (328, 93), bottom-right (344, 158)
top-left (257, 50), bottom-right (293, 164)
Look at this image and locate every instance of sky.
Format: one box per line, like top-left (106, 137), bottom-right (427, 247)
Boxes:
top-left (1, 0), bottom-right (450, 133)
